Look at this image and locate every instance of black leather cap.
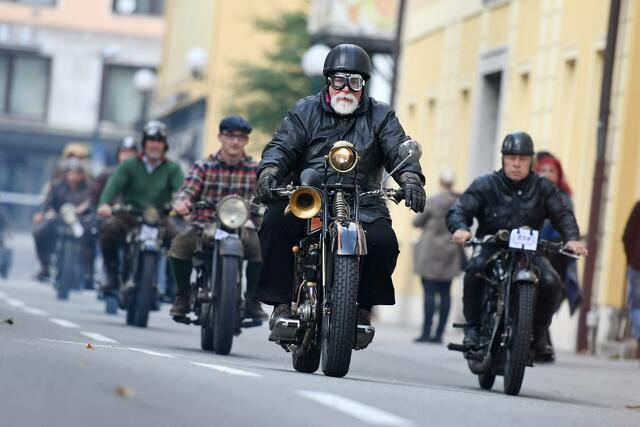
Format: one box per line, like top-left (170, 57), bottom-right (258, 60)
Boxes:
top-left (323, 44), bottom-right (372, 80)
top-left (501, 131), bottom-right (535, 155)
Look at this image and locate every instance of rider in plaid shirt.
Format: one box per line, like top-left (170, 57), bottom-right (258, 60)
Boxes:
top-left (168, 115), bottom-right (266, 321)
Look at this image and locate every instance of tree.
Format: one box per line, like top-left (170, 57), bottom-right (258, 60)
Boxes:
top-left (226, 11), bottom-right (321, 138)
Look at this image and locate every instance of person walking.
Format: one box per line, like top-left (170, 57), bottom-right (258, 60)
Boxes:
top-left (623, 200), bottom-right (640, 359)
top-left (413, 170), bottom-right (463, 343)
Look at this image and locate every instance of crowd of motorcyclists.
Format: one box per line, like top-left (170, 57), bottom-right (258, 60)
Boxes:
top-left (7, 43), bottom-right (631, 375)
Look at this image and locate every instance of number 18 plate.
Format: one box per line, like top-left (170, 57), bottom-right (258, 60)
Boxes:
top-left (509, 228), bottom-right (539, 251)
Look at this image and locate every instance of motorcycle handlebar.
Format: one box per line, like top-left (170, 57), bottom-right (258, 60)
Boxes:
top-left (463, 231), bottom-right (580, 258)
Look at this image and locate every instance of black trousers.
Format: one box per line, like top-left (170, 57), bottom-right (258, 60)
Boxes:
top-left (256, 200), bottom-right (400, 307)
top-left (463, 246), bottom-right (562, 332)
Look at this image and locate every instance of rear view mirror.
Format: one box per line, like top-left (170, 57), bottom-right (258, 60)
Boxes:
top-left (398, 140), bottom-right (422, 164)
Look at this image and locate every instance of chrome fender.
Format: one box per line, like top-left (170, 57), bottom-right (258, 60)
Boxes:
top-left (330, 221), bottom-right (367, 256)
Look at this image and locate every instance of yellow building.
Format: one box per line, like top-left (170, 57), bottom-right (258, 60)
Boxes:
top-left (154, 0), bottom-right (307, 160)
top-left (395, 0), bottom-right (640, 352)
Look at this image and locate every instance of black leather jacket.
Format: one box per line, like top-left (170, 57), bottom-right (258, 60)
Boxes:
top-left (446, 170), bottom-right (580, 241)
top-left (259, 88), bottom-right (424, 222)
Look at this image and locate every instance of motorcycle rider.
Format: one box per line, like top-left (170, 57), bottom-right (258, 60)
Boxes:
top-left (169, 115), bottom-right (266, 321)
top-left (446, 132), bottom-right (588, 356)
top-left (97, 120), bottom-right (184, 295)
top-left (254, 44), bottom-right (426, 329)
top-left (33, 158), bottom-right (93, 284)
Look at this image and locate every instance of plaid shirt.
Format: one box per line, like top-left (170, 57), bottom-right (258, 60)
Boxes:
top-left (176, 151), bottom-right (258, 226)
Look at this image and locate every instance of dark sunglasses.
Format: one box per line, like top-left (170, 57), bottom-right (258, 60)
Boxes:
top-left (327, 73), bottom-right (365, 92)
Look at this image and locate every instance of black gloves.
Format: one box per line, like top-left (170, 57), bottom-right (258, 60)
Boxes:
top-left (255, 167), bottom-right (279, 205)
top-left (399, 172), bottom-right (426, 213)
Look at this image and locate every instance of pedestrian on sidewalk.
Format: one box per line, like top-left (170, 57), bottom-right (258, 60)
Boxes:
top-left (412, 170), bottom-right (464, 343)
top-left (622, 200), bottom-right (640, 359)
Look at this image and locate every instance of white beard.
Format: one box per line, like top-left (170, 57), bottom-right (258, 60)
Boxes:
top-left (330, 92), bottom-right (358, 115)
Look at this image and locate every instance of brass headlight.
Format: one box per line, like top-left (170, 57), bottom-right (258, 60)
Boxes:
top-left (217, 195), bottom-right (249, 229)
top-left (328, 141), bottom-right (358, 173)
top-left (143, 207), bottom-right (160, 225)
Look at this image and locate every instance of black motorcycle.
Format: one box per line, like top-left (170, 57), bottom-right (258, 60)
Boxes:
top-left (173, 197), bottom-right (262, 355)
top-left (269, 139), bottom-right (421, 378)
top-left (448, 229), bottom-right (579, 395)
top-left (0, 230), bottom-right (11, 279)
top-left (51, 204), bottom-right (95, 300)
top-left (115, 205), bottom-right (166, 328)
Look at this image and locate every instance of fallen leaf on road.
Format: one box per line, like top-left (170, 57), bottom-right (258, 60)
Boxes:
top-left (79, 361), bottom-right (88, 368)
top-left (2, 318), bottom-right (14, 325)
top-left (115, 385), bottom-right (134, 398)
top-left (85, 343), bottom-right (94, 350)
top-left (625, 404), bottom-right (640, 410)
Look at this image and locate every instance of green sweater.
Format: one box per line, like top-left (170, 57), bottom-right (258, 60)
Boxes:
top-left (99, 157), bottom-right (184, 209)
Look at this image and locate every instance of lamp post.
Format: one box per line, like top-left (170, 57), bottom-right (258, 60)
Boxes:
top-left (133, 68), bottom-right (156, 132)
top-left (301, 44), bottom-right (330, 93)
top-left (185, 47), bottom-right (207, 80)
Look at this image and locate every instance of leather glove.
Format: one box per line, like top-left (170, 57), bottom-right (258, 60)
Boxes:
top-left (255, 166), bottom-right (280, 205)
top-left (399, 172), bottom-right (426, 213)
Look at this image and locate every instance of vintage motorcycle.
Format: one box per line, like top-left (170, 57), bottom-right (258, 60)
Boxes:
top-left (448, 228), bottom-right (579, 396)
top-left (173, 197), bottom-right (263, 355)
top-left (114, 205), bottom-right (166, 328)
top-left (268, 139), bottom-right (421, 378)
top-left (51, 204), bottom-right (95, 300)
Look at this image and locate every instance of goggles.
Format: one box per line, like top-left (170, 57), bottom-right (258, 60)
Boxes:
top-left (328, 73), bottom-right (365, 92)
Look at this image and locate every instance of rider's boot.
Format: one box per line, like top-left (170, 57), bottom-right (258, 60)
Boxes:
top-left (244, 262), bottom-right (267, 321)
top-left (169, 291), bottom-right (191, 317)
top-left (357, 307), bottom-right (371, 326)
top-left (244, 298), bottom-right (268, 321)
top-left (269, 304), bottom-right (292, 330)
top-left (532, 326), bottom-right (554, 361)
top-left (463, 324), bottom-right (481, 347)
top-left (100, 267), bottom-right (120, 294)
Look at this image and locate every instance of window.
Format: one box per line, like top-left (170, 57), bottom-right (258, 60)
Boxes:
top-left (100, 64), bottom-right (152, 126)
top-left (1, 0), bottom-right (57, 5)
top-left (112, 0), bottom-right (165, 16)
top-left (0, 51), bottom-right (50, 118)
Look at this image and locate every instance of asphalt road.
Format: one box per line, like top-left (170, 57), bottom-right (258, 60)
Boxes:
top-left (1, 234), bottom-right (639, 427)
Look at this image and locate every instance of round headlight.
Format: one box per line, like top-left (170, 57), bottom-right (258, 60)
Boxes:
top-left (217, 195), bottom-right (249, 229)
top-left (328, 141), bottom-right (358, 173)
top-left (60, 204), bottom-right (77, 225)
top-left (143, 207), bottom-right (160, 225)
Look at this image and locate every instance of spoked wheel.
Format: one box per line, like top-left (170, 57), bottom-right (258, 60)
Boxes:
top-left (213, 256), bottom-right (240, 355)
top-left (321, 255), bottom-right (358, 378)
top-left (131, 253), bottom-right (158, 328)
top-left (503, 283), bottom-right (535, 396)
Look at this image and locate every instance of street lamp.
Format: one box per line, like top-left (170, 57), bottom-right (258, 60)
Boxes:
top-left (133, 68), bottom-right (156, 132)
top-left (301, 44), bottom-right (330, 94)
top-left (185, 47), bottom-right (207, 80)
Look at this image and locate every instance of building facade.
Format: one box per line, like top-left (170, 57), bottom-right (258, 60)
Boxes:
top-left (0, 0), bottom-right (165, 228)
top-left (393, 0), bottom-right (640, 352)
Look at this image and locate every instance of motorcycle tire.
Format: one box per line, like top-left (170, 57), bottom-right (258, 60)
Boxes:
top-left (292, 342), bottom-right (321, 373)
top-left (503, 283), bottom-right (535, 396)
top-left (321, 255), bottom-right (358, 378)
top-left (56, 241), bottom-right (77, 300)
top-left (213, 256), bottom-right (240, 355)
top-left (201, 303), bottom-right (214, 351)
top-left (478, 372), bottom-right (496, 390)
top-left (132, 252), bottom-right (158, 328)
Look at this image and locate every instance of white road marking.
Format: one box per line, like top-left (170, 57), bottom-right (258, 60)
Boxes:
top-left (39, 338), bottom-right (117, 349)
top-left (297, 391), bottom-right (414, 426)
top-left (190, 362), bottom-right (262, 377)
top-left (6, 298), bottom-right (26, 307)
top-left (80, 332), bottom-right (118, 343)
top-left (48, 318), bottom-right (80, 329)
top-left (127, 348), bottom-right (176, 358)
top-left (23, 307), bottom-right (48, 316)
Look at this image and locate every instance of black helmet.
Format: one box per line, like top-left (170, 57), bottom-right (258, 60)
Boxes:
top-left (501, 132), bottom-right (534, 156)
top-left (323, 44), bottom-right (372, 80)
top-left (142, 120), bottom-right (168, 150)
top-left (118, 136), bottom-right (138, 154)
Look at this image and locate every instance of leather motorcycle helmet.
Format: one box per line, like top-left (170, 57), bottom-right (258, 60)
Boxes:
top-left (501, 131), bottom-right (535, 156)
top-left (117, 136), bottom-right (138, 156)
top-left (323, 44), bottom-right (372, 81)
top-left (142, 120), bottom-right (169, 151)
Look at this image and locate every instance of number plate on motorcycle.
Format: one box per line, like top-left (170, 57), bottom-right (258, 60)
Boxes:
top-left (509, 228), bottom-right (539, 251)
top-left (139, 224), bottom-right (159, 242)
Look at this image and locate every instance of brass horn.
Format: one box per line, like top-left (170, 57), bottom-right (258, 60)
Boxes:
top-left (287, 186), bottom-right (322, 219)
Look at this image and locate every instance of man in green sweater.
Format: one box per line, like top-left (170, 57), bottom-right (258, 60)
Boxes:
top-left (97, 120), bottom-right (184, 293)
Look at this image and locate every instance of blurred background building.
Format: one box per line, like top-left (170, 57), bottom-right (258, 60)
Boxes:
top-left (394, 0), bottom-right (639, 355)
top-left (0, 0), bottom-right (165, 228)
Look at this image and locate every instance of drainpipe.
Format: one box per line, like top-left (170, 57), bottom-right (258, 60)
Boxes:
top-left (389, 0), bottom-right (406, 109)
top-left (577, 0), bottom-right (622, 353)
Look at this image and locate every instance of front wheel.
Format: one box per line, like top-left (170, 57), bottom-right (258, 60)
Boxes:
top-left (503, 283), bottom-right (535, 396)
top-left (56, 240), bottom-right (78, 300)
top-left (213, 256), bottom-right (240, 355)
top-left (130, 252), bottom-right (158, 328)
top-left (201, 303), bottom-right (214, 351)
top-left (321, 255), bottom-right (359, 378)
